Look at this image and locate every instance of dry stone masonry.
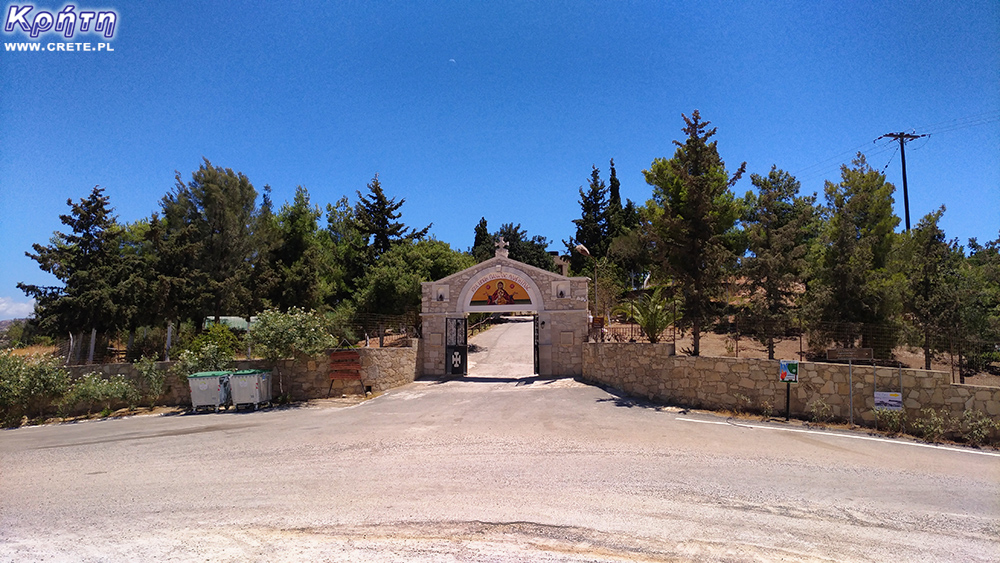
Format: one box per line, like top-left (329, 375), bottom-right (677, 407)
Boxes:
top-left (582, 343), bottom-right (1000, 428)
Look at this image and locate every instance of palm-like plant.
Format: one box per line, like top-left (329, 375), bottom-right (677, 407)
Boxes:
top-left (614, 286), bottom-right (676, 344)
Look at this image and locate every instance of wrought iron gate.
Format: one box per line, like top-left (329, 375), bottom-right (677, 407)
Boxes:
top-left (445, 317), bottom-right (467, 375)
top-left (533, 315), bottom-right (540, 374)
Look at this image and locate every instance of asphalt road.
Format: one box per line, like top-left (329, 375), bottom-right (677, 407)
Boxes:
top-left (1, 319), bottom-right (998, 562)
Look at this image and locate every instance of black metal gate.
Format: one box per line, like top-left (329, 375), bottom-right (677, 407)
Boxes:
top-left (446, 317), bottom-right (467, 375)
top-left (533, 315), bottom-right (540, 374)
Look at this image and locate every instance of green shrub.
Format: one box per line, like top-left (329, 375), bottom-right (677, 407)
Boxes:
top-left (732, 393), bottom-right (752, 415)
top-left (172, 343), bottom-right (234, 376)
top-left (134, 356), bottom-right (166, 407)
top-left (912, 408), bottom-right (953, 443)
top-left (874, 408), bottom-right (906, 436)
top-left (249, 307), bottom-right (335, 398)
top-left (960, 410), bottom-right (999, 447)
top-left (808, 399), bottom-right (833, 425)
top-left (189, 323), bottom-right (240, 358)
top-left (760, 400), bottom-right (773, 421)
top-left (61, 372), bottom-right (140, 416)
top-left (0, 351), bottom-right (69, 426)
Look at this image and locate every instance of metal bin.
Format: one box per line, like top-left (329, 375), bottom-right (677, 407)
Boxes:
top-left (187, 371), bottom-right (231, 413)
top-left (229, 369), bottom-right (272, 411)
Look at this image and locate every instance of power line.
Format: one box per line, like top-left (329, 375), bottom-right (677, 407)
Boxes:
top-left (790, 110), bottom-right (999, 186)
top-left (879, 144), bottom-right (900, 175)
top-left (913, 110), bottom-right (1000, 136)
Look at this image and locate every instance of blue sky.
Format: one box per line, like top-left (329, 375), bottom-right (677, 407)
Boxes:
top-left (1, 0), bottom-right (998, 320)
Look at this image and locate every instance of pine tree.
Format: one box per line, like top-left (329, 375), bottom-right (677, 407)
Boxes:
top-left (643, 111), bottom-right (746, 356)
top-left (606, 158), bottom-right (625, 240)
top-left (271, 186), bottom-right (328, 311)
top-left (160, 159), bottom-right (259, 325)
top-left (805, 153), bottom-right (901, 355)
top-left (18, 186), bottom-right (124, 360)
top-left (496, 223), bottom-right (557, 271)
top-left (324, 196), bottom-right (367, 303)
top-left (741, 167), bottom-right (817, 359)
top-left (565, 165), bottom-right (609, 274)
top-left (354, 174), bottom-right (431, 259)
top-left (900, 207), bottom-right (964, 369)
top-left (470, 217), bottom-right (493, 262)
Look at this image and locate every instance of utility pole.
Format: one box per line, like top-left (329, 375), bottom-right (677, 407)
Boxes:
top-left (877, 131), bottom-right (927, 231)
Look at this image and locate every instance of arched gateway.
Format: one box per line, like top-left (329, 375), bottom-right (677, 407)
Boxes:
top-left (421, 241), bottom-right (589, 377)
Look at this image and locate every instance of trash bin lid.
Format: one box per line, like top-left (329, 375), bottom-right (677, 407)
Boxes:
top-left (231, 369), bottom-right (269, 376)
top-left (187, 371), bottom-right (231, 378)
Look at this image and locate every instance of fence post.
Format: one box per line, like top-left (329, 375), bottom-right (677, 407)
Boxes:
top-left (949, 336), bottom-right (955, 384)
top-left (798, 320), bottom-right (803, 362)
top-left (734, 316), bottom-right (739, 358)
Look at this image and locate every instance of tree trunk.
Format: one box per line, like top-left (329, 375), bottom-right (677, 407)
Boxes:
top-left (127, 328), bottom-right (136, 359)
top-left (86, 328), bottom-right (97, 364)
top-left (165, 321), bottom-right (174, 362)
top-left (66, 333), bottom-right (74, 366)
top-left (923, 329), bottom-right (932, 371)
top-left (74, 332), bottom-right (84, 364)
top-left (245, 314), bottom-right (253, 360)
top-left (692, 318), bottom-right (701, 356)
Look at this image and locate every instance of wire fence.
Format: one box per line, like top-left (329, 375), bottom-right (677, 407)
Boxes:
top-left (596, 318), bottom-right (999, 384)
top-left (46, 313), bottom-right (422, 365)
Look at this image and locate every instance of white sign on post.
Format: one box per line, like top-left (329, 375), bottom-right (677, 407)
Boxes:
top-left (874, 392), bottom-right (902, 410)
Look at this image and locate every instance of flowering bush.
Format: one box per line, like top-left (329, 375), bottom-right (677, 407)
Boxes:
top-left (248, 308), bottom-right (335, 398)
top-left (0, 350), bottom-right (69, 426)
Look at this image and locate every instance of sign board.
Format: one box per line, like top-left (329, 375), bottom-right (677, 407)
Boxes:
top-left (826, 348), bottom-right (873, 361)
top-left (874, 392), bottom-right (902, 411)
top-left (779, 360), bottom-right (798, 383)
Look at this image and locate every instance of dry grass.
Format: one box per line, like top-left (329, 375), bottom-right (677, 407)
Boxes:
top-left (6, 345), bottom-right (58, 357)
top-left (604, 325), bottom-right (999, 388)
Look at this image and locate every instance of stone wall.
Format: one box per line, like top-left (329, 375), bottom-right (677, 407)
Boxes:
top-left (583, 343), bottom-right (1000, 428)
top-left (65, 340), bottom-right (422, 409)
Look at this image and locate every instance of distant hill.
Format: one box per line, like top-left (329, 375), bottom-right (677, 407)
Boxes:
top-left (0, 318), bottom-right (24, 336)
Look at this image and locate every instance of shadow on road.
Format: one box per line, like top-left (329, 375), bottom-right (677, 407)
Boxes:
top-left (594, 386), bottom-right (673, 411)
top-left (420, 375), bottom-right (572, 386)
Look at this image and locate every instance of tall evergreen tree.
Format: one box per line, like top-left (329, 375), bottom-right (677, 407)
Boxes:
top-left (271, 186), bottom-right (328, 311)
top-left (643, 111), bottom-right (746, 356)
top-left (496, 223), bottom-right (557, 271)
top-left (469, 219), bottom-right (556, 271)
top-left (899, 207), bottom-right (963, 369)
top-left (565, 166), bottom-right (609, 273)
top-left (145, 211), bottom-right (208, 343)
top-left (471, 217), bottom-right (493, 263)
top-left (960, 233), bottom-right (1000, 351)
top-left (239, 186), bottom-right (280, 324)
top-left (161, 159), bottom-right (259, 325)
top-left (324, 196), bottom-right (367, 304)
top-left (19, 186), bottom-right (122, 339)
top-left (354, 174), bottom-right (431, 259)
top-left (606, 158), bottom-right (625, 240)
top-left (804, 153), bottom-right (901, 355)
top-left (741, 167), bottom-right (817, 359)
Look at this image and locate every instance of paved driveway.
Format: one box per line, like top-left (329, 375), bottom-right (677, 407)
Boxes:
top-left (1, 321), bottom-right (998, 561)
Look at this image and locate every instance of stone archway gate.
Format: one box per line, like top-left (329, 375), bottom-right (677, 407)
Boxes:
top-left (421, 244), bottom-right (589, 377)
